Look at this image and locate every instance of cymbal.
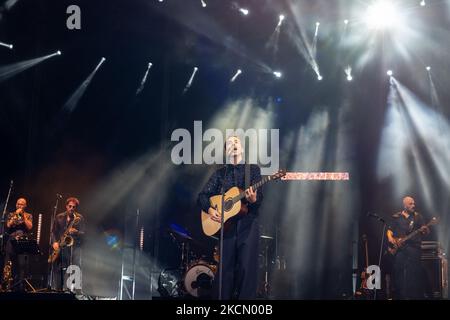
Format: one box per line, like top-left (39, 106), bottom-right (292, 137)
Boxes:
top-left (168, 223), bottom-right (192, 241)
top-left (260, 235), bottom-right (274, 239)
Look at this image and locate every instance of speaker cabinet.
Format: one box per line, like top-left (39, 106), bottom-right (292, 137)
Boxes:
top-left (421, 257), bottom-right (448, 299)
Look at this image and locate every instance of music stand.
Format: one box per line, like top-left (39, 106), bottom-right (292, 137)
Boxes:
top-left (10, 238), bottom-right (41, 292)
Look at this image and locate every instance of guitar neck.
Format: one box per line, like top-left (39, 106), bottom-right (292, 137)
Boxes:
top-left (235, 176), bottom-right (272, 202)
top-left (403, 221), bottom-right (432, 242)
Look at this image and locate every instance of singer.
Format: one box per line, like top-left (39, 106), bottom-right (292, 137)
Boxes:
top-left (197, 135), bottom-right (263, 299)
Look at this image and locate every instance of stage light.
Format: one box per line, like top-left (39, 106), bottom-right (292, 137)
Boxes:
top-left (57, 50), bottom-right (62, 55)
top-left (316, 22), bottom-right (320, 27)
top-left (387, 70), bottom-right (393, 76)
top-left (345, 66), bottom-right (352, 82)
top-left (317, 75), bottom-right (323, 81)
top-left (136, 62), bottom-right (153, 95)
top-left (239, 8), bottom-right (249, 16)
top-left (426, 66), bottom-right (431, 71)
top-left (62, 57), bottom-right (106, 113)
top-left (36, 214), bottom-right (42, 245)
top-left (365, 0), bottom-right (399, 30)
top-left (420, 0), bottom-right (425, 6)
top-left (183, 67), bottom-right (199, 93)
top-left (140, 227), bottom-right (144, 251)
top-left (344, 19), bottom-right (349, 25)
top-left (277, 14), bottom-right (285, 27)
top-left (0, 51), bottom-right (62, 83)
top-left (201, 0), bottom-right (206, 8)
top-left (0, 42), bottom-right (14, 50)
top-left (273, 71), bottom-right (282, 78)
top-left (230, 69), bottom-right (242, 82)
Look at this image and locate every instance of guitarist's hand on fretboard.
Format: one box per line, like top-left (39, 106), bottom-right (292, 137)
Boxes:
top-left (419, 225), bottom-right (430, 235)
top-left (244, 186), bottom-right (257, 204)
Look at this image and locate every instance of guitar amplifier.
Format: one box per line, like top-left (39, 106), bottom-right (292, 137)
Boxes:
top-left (421, 247), bottom-right (448, 299)
top-left (421, 241), bottom-right (442, 259)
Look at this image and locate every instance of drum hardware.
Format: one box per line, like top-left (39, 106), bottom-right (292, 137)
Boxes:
top-left (159, 224), bottom-right (218, 298)
top-left (259, 234), bottom-right (274, 298)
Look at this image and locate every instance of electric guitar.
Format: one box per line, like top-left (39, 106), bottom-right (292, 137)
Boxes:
top-left (201, 169), bottom-right (286, 236)
top-left (360, 234), bottom-right (370, 290)
top-left (387, 216), bottom-right (439, 256)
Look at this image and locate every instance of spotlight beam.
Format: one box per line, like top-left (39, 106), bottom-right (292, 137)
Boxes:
top-left (136, 62), bottom-right (153, 95)
top-left (62, 57), bottom-right (106, 113)
top-left (0, 41), bottom-right (13, 50)
top-left (0, 50), bottom-right (61, 83)
top-left (183, 67), bottom-right (198, 94)
top-left (312, 22), bottom-right (320, 58)
top-left (230, 69), bottom-right (242, 83)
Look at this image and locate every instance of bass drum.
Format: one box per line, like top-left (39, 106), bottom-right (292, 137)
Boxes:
top-left (183, 261), bottom-right (215, 298)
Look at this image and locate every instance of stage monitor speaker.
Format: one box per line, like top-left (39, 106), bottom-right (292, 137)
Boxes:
top-left (421, 257), bottom-right (448, 299)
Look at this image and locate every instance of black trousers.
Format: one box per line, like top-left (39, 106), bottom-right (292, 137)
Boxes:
top-left (213, 215), bottom-right (259, 300)
top-left (51, 246), bottom-right (82, 291)
top-left (3, 239), bottom-right (27, 291)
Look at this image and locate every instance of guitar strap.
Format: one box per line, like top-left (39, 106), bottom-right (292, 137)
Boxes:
top-left (245, 163), bottom-right (250, 189)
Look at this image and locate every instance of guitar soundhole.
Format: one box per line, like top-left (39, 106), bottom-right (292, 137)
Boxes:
top-left (224, 200), bottom-right (233, 211)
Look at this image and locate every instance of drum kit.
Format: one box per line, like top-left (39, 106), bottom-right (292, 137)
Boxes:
top-left (158, 224), bottom-right (217, 298)
top-left (158, 223), bottom-right (280, 299)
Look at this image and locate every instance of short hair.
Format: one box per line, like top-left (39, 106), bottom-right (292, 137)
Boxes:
top-left (66, 197), bottom-right (80, 207)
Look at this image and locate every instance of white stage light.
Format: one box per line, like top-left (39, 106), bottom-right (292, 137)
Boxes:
top-left (239, 8), bottom-right (249, 15)
top-left (387, 70), bottom-right (393, 76)
top-left (420, 0), bottom-right (426, 6)
top-left (230, 69), bottom-right (242, 82)
top-left (365, 1), bottom-right (400, 30)
top-left (318, 75), bottom-right (323, 81)
top-left (273, 71), bottom-right (282, 78)
top-left (347, 75), bottom-right (353, 81)
top-left (426, 66), bottom-right (431, 71)
top-left (344, 19), bottom-right (349, 25)
top-left (201, 0), bottom-right (206, 8)
top-left (0, 42), bottom-right (14, 50)
top-left (57, 50), bottom-right (62, 55)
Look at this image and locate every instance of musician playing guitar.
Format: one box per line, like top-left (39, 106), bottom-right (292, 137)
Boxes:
top-left (197, 135), bottom-right (263, 300)
top-left (386, 196), bottom-right (430, 300)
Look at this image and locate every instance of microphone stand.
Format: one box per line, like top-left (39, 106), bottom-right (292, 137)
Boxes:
top-left (218, 164), bottom-right (228, 301)
top-left (47, 194), bottom-right (62, 291)
top-left (0, 180), bottom-right (13, 256)
top-left (367, 212), bottom-right (388, 300)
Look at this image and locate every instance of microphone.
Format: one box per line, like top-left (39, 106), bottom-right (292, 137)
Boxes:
top-left (367, 212), bottom-right (379, 218)
top-left (367, 212), bottom-right (385, 223)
